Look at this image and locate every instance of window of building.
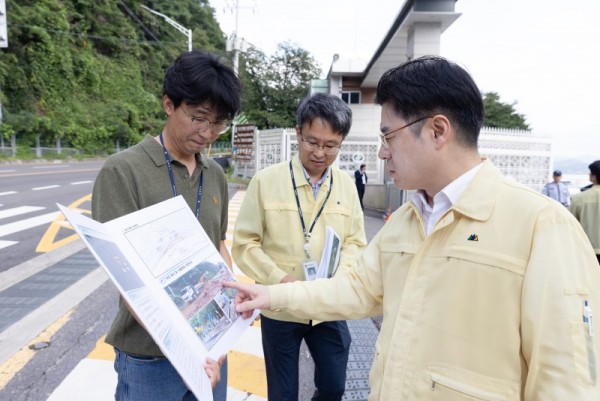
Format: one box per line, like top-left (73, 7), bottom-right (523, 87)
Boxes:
top-left (341, 91), bottom-right (361, 104)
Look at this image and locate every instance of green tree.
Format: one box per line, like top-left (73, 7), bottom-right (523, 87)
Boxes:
top-left (0, 0), bottom-right (226, 153)
top-left (239, 41), bottom-right (321, 129)
top-left (483, 92), bottom-right (530, 130)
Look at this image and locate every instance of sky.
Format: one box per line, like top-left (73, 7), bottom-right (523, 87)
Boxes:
top-left (208, 0), bottom-right (600, 160)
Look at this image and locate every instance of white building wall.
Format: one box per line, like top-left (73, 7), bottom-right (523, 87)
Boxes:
top-left (408, 22), bottom-right (442, 59)
top-left (478, 127), bottom-right (552, 192)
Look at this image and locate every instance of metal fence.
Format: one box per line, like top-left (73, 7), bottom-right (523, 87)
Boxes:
top-left (0, 142), bottom-right (233, 159)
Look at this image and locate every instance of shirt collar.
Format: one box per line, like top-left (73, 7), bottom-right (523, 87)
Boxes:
top-left (301, 163), bottom-right (330, 186)
top-left (291, 153), bottom-right (329, 188)
top-left (412, 162), bottom-right (484, 213)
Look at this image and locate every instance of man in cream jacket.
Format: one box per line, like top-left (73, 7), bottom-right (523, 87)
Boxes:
top-left (227, 56), bottom-right (600, 400)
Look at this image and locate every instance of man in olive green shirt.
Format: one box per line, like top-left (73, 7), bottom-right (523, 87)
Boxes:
top-left (92, 51), bottom-right (241, 401)
top-left (570, 159), bottom-right (600, 264)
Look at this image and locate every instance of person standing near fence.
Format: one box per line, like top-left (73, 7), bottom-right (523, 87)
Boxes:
top-left (542, 169), bottom-right (571, 206)
top-left (570, 160), bottom-right (600, 265)
top-left (354, 164), bottom-right (368, 210)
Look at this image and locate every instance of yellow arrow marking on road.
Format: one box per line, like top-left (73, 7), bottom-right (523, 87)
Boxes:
top-left (36, 194), bottom-right (92, 253)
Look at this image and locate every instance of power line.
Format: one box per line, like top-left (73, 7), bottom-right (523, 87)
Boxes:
top-left (117, 0), bottom-right (161, 43)
top-left (9, 23), bottom-right (184, 48)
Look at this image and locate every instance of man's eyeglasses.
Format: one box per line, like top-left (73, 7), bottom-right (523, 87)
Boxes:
top-left (181, 107), bottom-right (231, 134)
top-left (298, 133), bottom-right (342, 156)
top-left (379, 115), bottom-right (433, 148)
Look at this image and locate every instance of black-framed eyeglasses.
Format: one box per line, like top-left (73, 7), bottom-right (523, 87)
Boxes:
top-left (379, 115), bottom-right (433, 148)
top-left (181, 107), bottom-right (232, 134)
top-left (298, 132), bottom-right (342, 156)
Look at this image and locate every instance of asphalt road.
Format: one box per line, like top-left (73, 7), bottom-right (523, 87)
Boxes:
top-left (0, 160), bottom-right (104, 272)
top-left (0, 280), bottom-right (118, 401)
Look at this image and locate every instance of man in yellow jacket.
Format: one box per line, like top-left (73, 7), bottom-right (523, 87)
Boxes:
top-left (227, 56), bottom-right (600, 400)
top-left (232, 93), bottom-right (367, 401)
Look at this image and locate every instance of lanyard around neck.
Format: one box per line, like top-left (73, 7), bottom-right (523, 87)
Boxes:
top-left (289, 160), bottom-right (333, 245)
top-left (159, 132), bottom-right (203, 219)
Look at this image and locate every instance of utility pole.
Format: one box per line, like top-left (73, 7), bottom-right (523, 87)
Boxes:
top-left (223, 0), bottom-right (253, 74)
top-left (141, 5), bottom-right (192, 52)
top-left (0, 0), bottom-right (7, 130)
top-left (0, 0), bottom-right (7, 49)
top-left (233, 0), bottom-right (240, 73)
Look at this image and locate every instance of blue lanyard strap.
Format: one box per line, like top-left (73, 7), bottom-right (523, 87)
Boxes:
top-left (159, 132), bottom-right (203, 218)
top-left (289, 160), bottom-right (333, 242)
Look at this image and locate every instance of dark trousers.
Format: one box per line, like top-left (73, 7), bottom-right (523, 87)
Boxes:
top-left (260, 315), bottom-right (351, 401)
top-left (357, 187), bottom-right (365, 210)
top-left (597, 254), bottom-right (600, 265)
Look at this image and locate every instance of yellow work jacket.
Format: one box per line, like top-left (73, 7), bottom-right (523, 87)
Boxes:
top-left (271, 160), bottom-right (600, 400)
top-left (232, 154), bottom-right (367, 323)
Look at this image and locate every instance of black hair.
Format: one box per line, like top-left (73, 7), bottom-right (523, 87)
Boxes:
top-left (375, 56), bottom-right (483, 148)
top-left (296, 93), bottom-right (352, 138)
top-left (163, 51), bottom-right (242, 120)
top-left (589, 160), bottom-right (600, 180)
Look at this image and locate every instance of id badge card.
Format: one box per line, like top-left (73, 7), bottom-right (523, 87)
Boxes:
top-left (302, 259), bottom-right (318, 281)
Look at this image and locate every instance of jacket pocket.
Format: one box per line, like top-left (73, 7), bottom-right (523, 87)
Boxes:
top-left (442, 245), bottom-right (526, 276)
top-left (570, 322), bottom-right (598, 385)
top-left (428, 364), bottom-right (519, 401)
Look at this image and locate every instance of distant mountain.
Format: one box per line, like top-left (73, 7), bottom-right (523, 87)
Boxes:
top-left (553, 155), bottom-right (596, 174)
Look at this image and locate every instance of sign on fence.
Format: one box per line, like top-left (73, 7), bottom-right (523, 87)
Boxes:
top-left (232, 124), bottom-right (255, 161)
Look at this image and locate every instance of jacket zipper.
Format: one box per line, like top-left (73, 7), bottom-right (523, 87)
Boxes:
top-left (430, 373), bottom-right (507, 401)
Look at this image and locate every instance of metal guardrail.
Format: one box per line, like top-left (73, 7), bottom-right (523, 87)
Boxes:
top-left (0, 144), bottom-right (233, 159)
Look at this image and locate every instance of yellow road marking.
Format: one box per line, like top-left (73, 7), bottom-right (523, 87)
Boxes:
top-left (36, 194), bottom-right (92, 253)
top-left (227, 350), bottom-right (267, 398)
top-left (0, 310), bottom-right (74, 387)
top-left (87, 336), bottom-right (114, 361)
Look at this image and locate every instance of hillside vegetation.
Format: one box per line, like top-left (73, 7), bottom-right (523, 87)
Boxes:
top-left (0, 0), bottom-right (226, 153)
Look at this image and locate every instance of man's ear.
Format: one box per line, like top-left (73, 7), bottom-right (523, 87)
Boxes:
top-left (431, 115), bottom-right (451, 148)
top-left (163, 95), bottom-right (175, 116)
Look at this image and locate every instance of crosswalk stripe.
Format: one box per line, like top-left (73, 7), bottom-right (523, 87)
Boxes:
top-left (0, 206), bottom-right (45, 220)
top-left (0, 191), bottom-right (17, 197)
top-left (0, 240), bottom-right (17, 250)
top-left (0, 212), bottom-right (60, 238)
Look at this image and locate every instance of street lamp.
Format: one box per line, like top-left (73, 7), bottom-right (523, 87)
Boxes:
top-left (141, 5), bottom-right (192, 52)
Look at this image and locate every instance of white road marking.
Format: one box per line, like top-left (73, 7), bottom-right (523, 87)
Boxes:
top-left (70, 181), bottom-right (93, 185)
top-left (0, 240), bottom-right (17, 250)
top-left (0, 211), bottom-right (60, 237)
top-left (0, 206), bottom-right (45, 220)
top-left (0, 191), bottom-right (17, 197)
top-left (32, 185), bottom-right (61, 191)
top-left (32, 165), bottom-right (71, 169)
top-left (0, 169), bottom-right (16, 173)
